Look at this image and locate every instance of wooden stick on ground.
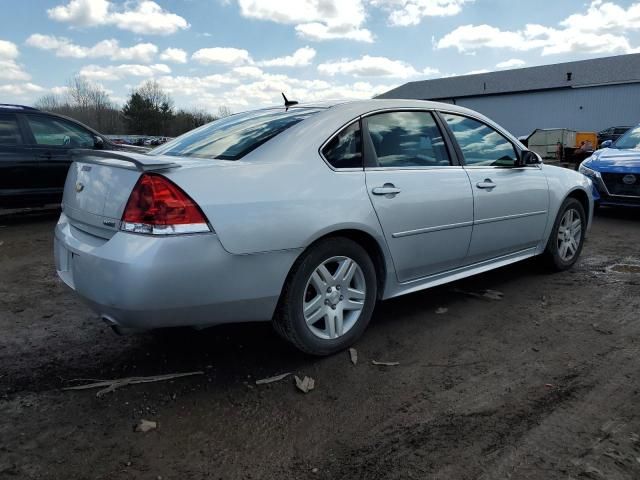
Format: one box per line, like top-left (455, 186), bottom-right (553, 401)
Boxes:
top-left (63, 371), bottom-right (204, 397)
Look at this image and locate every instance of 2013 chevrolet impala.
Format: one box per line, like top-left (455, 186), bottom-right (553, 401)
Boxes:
top-left (55, 99), bottom-right (593, 355)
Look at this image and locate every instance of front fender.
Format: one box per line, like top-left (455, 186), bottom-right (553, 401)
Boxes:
top-left (538, 165), bottom-right (594, 253)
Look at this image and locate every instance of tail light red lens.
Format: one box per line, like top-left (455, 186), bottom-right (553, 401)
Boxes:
top-left (121, 173), bottom-right (210, 235)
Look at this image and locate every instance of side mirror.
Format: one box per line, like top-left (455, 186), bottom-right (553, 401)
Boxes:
top-left (94, 135), bottom-right (104, 150)
top-left (600, 139), bottom-right (613, 149)
top-left (520, 150), bottom-right (542, 166)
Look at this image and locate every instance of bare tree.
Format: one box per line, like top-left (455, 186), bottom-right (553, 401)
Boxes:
top-left (34, 76), bottom-right (229, 136)
top-left (217, 105), bottom-right (232, 118)
top-left (34, 94), bottom-right (63, 111)
top-left (137, 80), bottom-right (174, 111)
top-left (34, 75), bottom-right (124, 133)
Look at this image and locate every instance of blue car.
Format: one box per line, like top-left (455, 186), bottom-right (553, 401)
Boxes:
top-left (579, 124), bottom-right (640, 207)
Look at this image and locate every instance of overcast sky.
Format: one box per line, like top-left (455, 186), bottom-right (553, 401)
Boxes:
top-left (2, 0), bottom-right (640, 112)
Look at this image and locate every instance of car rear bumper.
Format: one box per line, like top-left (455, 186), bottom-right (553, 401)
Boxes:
top-left (54, 213), bottom-right (300, 329)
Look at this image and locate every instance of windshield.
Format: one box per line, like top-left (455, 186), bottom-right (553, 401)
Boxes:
top-left (613, 125), bottom-right (640, 150)
top-left (150, 107), bottom-right (320, 160)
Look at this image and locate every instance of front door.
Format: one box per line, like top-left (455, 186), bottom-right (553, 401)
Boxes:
top-left (23, 114), bottom-right (97, 192)
top-left (0, 113), bottom-right (32, 206)
top-left (440, 112), bottom-right (549, 264)
top-left (364, 110), bottom-right (474, 282)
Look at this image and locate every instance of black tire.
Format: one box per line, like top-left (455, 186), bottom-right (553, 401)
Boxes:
top-left (273, 237), bottom-right (377, 356)
top-left (543, 197), bottom-right (586, 271)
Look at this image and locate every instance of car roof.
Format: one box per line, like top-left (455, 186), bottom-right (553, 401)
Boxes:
top-left (286, 98), bottom-right (472, 112)
top-left (0, 104), bottom-right (107, 138)
top-left (250, 99), bottom-right (483, 121)
top-left (0, 104), bottom-right (40, 112)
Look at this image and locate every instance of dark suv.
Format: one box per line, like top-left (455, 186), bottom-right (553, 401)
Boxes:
top-left (597, 126), bottom-right (632, 146)
top-left (0, 104), bottom-right (145, 208)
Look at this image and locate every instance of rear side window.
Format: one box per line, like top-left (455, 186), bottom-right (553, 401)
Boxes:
top-left (442, 113), bottom-right (518, 167)
top-left (152, 108), bottom-right (320, 160)
top-left (365, 111), bottom-right (451, 168)
top-left (322, 121), bottom-right (362, 169)
top-left (0, 114), bottom-right (23, 145)
top-left (26, 115), bottom-right (95, 148)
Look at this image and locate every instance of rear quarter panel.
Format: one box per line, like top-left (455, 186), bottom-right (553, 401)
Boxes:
top-left (162, 107), bottom-right (387, 256)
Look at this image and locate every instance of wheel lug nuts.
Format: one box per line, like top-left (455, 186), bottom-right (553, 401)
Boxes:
top-left (324, 300), bottom-right (329, 305)
top-left (331, 305), bottom-right (336, 310)
top-left (336, 285), bottom-right (341, 290)
top-left (327, 287), bottom-right (332, 293)
top-left (339, 295), bottom-right (344, 301)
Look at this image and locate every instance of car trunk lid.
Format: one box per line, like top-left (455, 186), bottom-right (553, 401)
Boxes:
top-left (62, 150), bottom-right (181, 239)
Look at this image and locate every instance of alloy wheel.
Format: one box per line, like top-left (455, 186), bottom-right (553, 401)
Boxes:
top-left (303, 256), bottom-right (366, 340)
top-left (557, 208), bottom-right (582, 262)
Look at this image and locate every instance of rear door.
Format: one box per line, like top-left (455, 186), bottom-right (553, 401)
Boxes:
top-left (440, 112), bottom-right (549, 264)
top-left (0, 113), bottom-right (33, 206)
top-left (363, 110), bottom-right (474, 282)
top-left (23, 114), bottom-right (97, 192)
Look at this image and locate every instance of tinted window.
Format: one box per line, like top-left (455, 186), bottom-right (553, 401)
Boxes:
top-left (152, 108), bottom-right (320, 160)
top-left (366, 111), bottom-right (451, 168)
top-left (442, 113), bottom-right (517, 167)
top-left (0, 114), bottom-right (23, 145)
top-left (26, 115), bottom-right (95, 148)
top-left (322, 121), bottom-right (362, 169)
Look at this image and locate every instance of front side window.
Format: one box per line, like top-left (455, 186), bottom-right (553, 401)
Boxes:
top-left (442, 113), bottom-right (518, 167)
top-left (0, 114), bottom-right (23, 145)
top-left (152, 108), bottom-right (320, 160)
top-left (322, 121), bottom-right (362, 169)
top-left (365, 111), bottom-right (451, 168)
top-left (26, 115), bottom-right (95, 148)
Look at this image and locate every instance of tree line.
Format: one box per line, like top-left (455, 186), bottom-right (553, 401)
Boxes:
top-left (34, 77), bottom-right (231, 138)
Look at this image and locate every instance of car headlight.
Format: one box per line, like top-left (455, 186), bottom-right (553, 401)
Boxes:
top-left (578, 163), bottom-right (600, 179)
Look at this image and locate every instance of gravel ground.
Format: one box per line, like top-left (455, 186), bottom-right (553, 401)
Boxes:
top-left (0, 207), bottom-right (639, 480)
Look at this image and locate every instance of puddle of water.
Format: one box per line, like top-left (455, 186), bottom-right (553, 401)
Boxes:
top-left (609, 264), bottom-right (640, 274)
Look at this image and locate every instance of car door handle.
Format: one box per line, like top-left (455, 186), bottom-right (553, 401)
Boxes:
top-left (372, 184), bottom-right (401, 196)
top-left (476, 179), bottom-right (496, 190)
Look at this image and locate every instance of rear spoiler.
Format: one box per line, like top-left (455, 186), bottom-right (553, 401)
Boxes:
top-left (70, 149), bottom-right (180, 172)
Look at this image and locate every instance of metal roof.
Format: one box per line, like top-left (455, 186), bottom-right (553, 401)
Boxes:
top-left (378, 53), bottom-right (640, 101)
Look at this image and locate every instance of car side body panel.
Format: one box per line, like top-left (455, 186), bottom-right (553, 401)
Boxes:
top-left (53, 99), bottom-right (594, 330)
top-left (463, 165), bottom-right (550, 264)
top-left (537, 164), bottom-right (594, 254)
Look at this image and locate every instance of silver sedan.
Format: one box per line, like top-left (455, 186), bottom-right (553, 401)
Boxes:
top-left (54, 99), bottom-right (593, 355)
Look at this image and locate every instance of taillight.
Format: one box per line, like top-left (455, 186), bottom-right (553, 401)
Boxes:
top-left (120, 173), bottom-right (210, 235)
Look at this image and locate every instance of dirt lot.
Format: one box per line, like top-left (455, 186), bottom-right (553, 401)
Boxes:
top-left (1, 208), bottom-right (639, 480)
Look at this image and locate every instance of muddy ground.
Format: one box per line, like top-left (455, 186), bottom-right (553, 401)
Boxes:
top-left (1, 208), bottom-right (639, 480)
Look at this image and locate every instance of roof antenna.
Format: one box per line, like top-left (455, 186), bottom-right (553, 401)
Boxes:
top-left (282, 92), bottom-right (298, 111)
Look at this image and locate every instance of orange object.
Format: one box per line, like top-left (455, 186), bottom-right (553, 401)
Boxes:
top-left (576, 132), bottom-right (597, 149)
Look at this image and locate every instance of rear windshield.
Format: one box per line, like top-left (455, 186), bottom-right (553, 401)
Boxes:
top-left (151, 107), bottom-right (320, 160)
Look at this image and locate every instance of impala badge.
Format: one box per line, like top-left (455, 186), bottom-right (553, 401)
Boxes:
top-left (622, 174), bottom-right (636, 185)
top-left (75, 182), bottom-right (84, 192)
